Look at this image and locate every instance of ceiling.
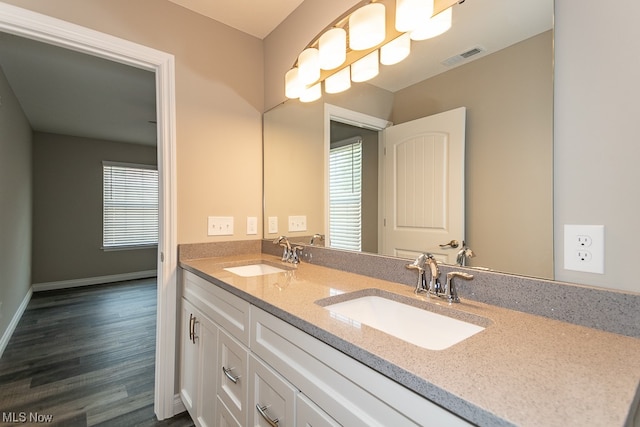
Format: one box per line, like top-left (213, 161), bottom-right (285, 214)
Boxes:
top-left (0, 0), bottom-right (551, 147)
top-left (167, 0), bottom-right (305, 39)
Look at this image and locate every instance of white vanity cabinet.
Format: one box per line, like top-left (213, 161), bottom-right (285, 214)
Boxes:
top-left (180, 268), bottom-right (471, 427)
top-left (179, 298), bottom-right (218, 427)
top-left (181, 270), bottom-right (251, 427)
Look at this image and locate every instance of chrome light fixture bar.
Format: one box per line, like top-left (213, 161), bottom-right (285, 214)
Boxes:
top-left (285, 0), bottom-right (461, 102)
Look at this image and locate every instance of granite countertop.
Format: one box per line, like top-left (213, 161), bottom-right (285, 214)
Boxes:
top-left (180, 253), bottom-right (640, 427)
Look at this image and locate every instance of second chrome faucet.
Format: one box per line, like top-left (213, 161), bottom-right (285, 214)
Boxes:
top-left (273, 236), bottom-right (303, 264)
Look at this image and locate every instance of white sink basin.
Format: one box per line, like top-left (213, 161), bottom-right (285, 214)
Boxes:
top-left (224, 263), bottom-right (287, 277)
top-left (323, 295), bottom-right (485, 350)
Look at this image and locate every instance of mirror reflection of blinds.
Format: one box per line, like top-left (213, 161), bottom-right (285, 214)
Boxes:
top-left (329, 138), bottom-right (362, 251)
top-left (103, 161), bottom-right (158, 249)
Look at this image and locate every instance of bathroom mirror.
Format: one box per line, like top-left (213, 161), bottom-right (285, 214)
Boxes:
top-left (264, 0), bottom-right (554, 279)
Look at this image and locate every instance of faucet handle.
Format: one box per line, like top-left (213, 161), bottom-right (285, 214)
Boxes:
top-left (406, 262), bottom-right (427, 294)
top-left (445, 271), bottom-right (474, 303)
top-left (291, 246), bottom-right (304, 264)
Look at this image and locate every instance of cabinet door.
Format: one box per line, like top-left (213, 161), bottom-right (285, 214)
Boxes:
top-left (180, 298), bottom-right (200, 417)
top-left (218, 328), bottom-right (249, 426)
top-left (196, 313), bottom-right (218, 427)
top-left (296, 393), bottom-right (340, 427)
top-left (248, 354), bottom-right (296, 427)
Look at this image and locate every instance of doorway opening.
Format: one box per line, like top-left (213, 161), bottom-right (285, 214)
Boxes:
top-left (0, 3), bottom-right (178, 419)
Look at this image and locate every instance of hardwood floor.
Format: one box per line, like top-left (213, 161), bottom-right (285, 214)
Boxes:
top-left (0, 278), bottom-right (194, 427)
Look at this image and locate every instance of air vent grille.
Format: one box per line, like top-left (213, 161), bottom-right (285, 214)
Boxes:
top-left (442, 46), bottom-right (486, 67)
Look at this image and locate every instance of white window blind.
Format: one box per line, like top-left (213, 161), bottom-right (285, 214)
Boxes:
top-left (103, 161), bottom-right (158, 249)
top-left (329, 138), bottom-right (362, 251)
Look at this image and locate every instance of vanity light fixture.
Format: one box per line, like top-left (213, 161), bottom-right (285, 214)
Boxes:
top-left (351, 50), bottom-right (380, 82)
top-left (285, 67), bottom-right (302, 99)
top-left (410, 6), bottom-right (453, 40)
top-left (300, 82), bottom-right (322, 103)
top-left (349, 3), bottom-right (386, 51)
top-left (319, 28), bottom-right (347, 70)
top-left (298, 47), bottom-right (320, 85)
top-left (396, 0), bottom-right (435, 32)
top-left (380, 32), bottom-right (411, 65)
top-left (324, 67), bottom-right (351, 94)
top-left (284, 0), bottom-right (460, 101)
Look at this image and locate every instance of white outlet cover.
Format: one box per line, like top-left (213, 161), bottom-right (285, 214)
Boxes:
top-left (564, 224), bottom-right (604, 274)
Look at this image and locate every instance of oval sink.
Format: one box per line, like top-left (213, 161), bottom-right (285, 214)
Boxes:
top-left (224, 263), bottom-right (288, 277)
top-left (321, 294), bottom-right (486, 351)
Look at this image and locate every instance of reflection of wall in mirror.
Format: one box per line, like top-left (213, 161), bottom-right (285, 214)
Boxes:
top-left (263, 83), bottom-right (393, 243)
top-left (393, 30), bottom-right (553, 279)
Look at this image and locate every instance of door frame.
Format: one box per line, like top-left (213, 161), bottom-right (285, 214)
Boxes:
top-left (0, 3), bottom-right (178, 420)
top-left (323, 104), bottom-right (391, 247)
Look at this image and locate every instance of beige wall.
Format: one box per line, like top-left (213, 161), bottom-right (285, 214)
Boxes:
top-left (554, 1), bottom-right (640, 292)
top-left (31, 133), bottom-right (157, 284)
top-left (0, 64), bottom-right (32, 341)
top-left (3, 0), bottom-right (264, 244)
top-left (392, 32), bottom-right (553, 278)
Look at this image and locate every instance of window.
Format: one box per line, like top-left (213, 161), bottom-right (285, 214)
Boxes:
top-left (103, 161), bottom-right (158, 249)
top-left (329, 138), bottom-right (362, 251)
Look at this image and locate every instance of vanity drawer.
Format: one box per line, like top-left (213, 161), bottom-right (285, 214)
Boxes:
top-left (250, 306), bottom-right (471, 427)
top-left (248, 354), bottom-right (296, 427)
top-left (183, 270), bottom-right (250, 345)
top-left (215, 395), bottom-right (241, 427)
top-left (218, 328), bottom-right (249, 426)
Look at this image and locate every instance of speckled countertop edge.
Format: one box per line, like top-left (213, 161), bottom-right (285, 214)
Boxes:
top-left (179, 252), bottom-right (640, 427)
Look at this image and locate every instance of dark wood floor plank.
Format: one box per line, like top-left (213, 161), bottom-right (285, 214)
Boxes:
top-left (0, 279), bottom-right (193, 426)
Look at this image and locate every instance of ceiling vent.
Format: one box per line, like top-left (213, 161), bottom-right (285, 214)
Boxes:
top-left (441, 46), bottom-right (486, 67)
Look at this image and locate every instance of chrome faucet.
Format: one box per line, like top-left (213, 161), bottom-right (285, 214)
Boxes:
top-left (406, 253), bottom-right (441, 295)
top-left (406, 253), bottom-right (473, 303)
top-left (310, 233), bottom-right (325, 245)
top-left (273, 236), bottom-right (291, 262)
top-left (456, 241), bottom-right (475, 266)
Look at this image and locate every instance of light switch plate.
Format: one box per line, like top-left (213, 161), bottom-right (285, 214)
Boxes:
top-left (208, 216), bottom-right (234, 236)
top-left (564, 224), bottom-right (604, 274)
top-left (268, 216), bottom-right (278, 234)
top-left (288, 215), bottom-right (307, 232)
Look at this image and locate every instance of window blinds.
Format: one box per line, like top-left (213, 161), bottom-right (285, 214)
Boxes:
top-left (103, 162), bottom-right (158, 249)
top-left (329, 139), bottom-right (362, 251)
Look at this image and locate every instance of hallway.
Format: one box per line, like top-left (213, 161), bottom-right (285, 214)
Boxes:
top-left (0, 279), bottom-right (193, 426)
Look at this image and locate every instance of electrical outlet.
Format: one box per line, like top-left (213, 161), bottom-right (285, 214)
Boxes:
top-left (577, 235), bottom-right (592, 247)
top-left (268, 216), bottom-right (278, 234)
top-left (208, 216), bottom-right (234, 236)
top-left (246, 216), bottom-right (258, 235)
top-left (564, 225), bottom-right (604, 274)
top-left (288, 215), bottom-right (307, 232)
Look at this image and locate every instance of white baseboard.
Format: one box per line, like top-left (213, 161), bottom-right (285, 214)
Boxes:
top-left (32, 270), bottom-right (157, 292)
top-left (173, 393), bottom-right (186, 416)
top-left (0, 286), bottom-right (32, 359)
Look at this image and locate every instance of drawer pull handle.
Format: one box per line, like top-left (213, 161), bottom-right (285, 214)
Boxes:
top-left (189, 314), bottom-right (196, 344)
top-left (256, 404), bottom-right (279, 426)
top-left (222, 366), bottom-right (239, 384)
